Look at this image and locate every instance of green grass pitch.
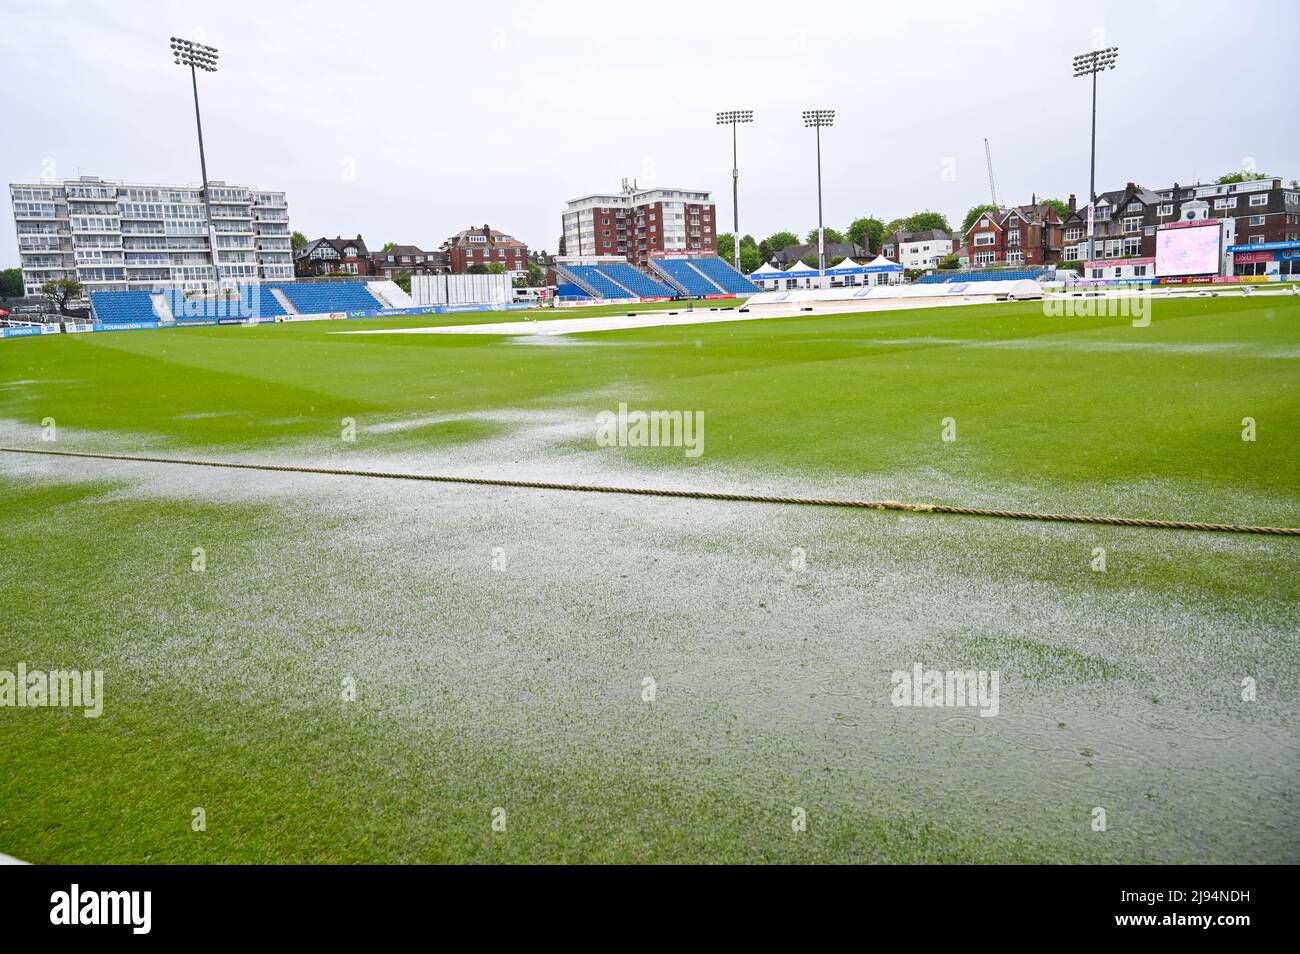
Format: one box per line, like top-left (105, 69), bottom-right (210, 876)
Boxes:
top-left (0, 294), bottom-right (1296, 863)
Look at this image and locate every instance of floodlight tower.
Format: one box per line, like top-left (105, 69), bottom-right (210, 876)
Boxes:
top-left (802, 109), bottom-right (835, 286)
top-left (716, 110), bottom-right (754, 271)
top-left (1073, 46), bottom-right (1119, 266)
top-left (171, 36), bottom-right (221, 289)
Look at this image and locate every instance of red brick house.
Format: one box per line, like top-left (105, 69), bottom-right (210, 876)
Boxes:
top-left (962, 201), bottom-right (1064, 268)
top-left (443, 225), bottom-right (529, 276)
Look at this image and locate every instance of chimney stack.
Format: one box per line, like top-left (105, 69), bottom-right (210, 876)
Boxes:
top-left (1068, 193), bottom-right (1077, 213)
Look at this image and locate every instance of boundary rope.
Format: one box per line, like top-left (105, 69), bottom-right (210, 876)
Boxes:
top-left (2, 446), bottom-right (1296, 536)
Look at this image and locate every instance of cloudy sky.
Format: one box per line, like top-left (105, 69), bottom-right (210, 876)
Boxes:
top-left (2, 0), bottom-right (1297, 264)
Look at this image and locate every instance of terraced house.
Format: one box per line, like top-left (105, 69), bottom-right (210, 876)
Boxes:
top-left (1062, 176), bottom-right (1300, 279)
top-left (1062, 183), bottom-right (1163, 265)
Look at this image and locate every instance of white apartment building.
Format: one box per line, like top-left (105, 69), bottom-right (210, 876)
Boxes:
top-left (562, 181), bottom-right (716, 266)
top-left (9, 175), bottom-right (293, 297)
top-left (880, 229), bottom-right (957, 271)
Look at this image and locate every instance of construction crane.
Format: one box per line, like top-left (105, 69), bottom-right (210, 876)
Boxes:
top-left (983, 138), bottom-right (999, 208)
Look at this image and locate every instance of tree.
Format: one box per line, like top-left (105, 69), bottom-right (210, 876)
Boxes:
top-left (738, 245), bottom-right (763, 274)
top-left (381, 241), bottom-right (397, 252)
top-left (716, 232), bottom-right (737, 265)
top-left (764, 231), bottom-right (799, 252)
top-left (393, 271), bottom-right (412, 294)
top-left (960, 204), bottom-right (1000, 236)
top-left (846, 217), bottom-right (886, 253)
top-left (937, 254), bottom-right (961, 270)
top-left (902, 211), bottom-right (953, 234)
top-left (0, 267), bottom-right (23, 298)
top-left (41, 277), bottom-right (82, 315)
top-left (1039, 198), bottom-right (1070, 222)
top-left (468, 262), bottom-right (507, 275)
top-left (1217, 170), bottom-right (1268, 184)
top-left (291, 231), bottom-right (308, 250)
top-left (806, 227), bottom-right (844, 245)
top-left (513, 261), bottom-right (546, 288)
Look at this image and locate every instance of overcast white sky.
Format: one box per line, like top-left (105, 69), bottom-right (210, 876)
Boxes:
top-left (3, 0), bottom-right (1297, 265)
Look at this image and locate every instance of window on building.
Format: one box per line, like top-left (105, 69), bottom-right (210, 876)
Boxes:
top-left (1249, 194), bottom-right (1268, 206)
top-left (1248, 236), bottom-right (1265, 244)
top-left (1249, 215), bottom-right (1265, 226)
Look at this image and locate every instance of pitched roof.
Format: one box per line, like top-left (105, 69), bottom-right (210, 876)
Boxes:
top-left (885, 228), bottom-right (955, 245)
top-left (295, 235), bottom-right (369, 260)
top-left (1065, 184), bottom-right (1162, 224)
top-left (378, 243), bottom-right (429, 258)
top-left (444, 225), bottom-right (526, 249)
top-left (771, 241), bottom-right (866, 264)
top-left (962, 203), bottom-right (1061, 237)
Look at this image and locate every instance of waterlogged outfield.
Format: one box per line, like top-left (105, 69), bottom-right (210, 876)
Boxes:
top-left (1, 294), bottom-right (1297, 521)
top-left (0, 295), bottom-right (1297, 863)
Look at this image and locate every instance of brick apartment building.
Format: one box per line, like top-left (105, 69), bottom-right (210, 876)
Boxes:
top-left (294, 235), bottom-right (371, 277)
top-left (962, 200), bottom-right (1064, 267)
top-left (443, 225), bottom-right (529, 277)
top-left (370, 244), bottom-right (449, 278)
top-left (562, 182), bottom-right (717, 266)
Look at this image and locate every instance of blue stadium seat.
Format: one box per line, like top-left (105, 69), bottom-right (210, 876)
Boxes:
top-left (686, 257), bottom-right (759, 294)
top-left (564, 265), bottom-right (638, 300)
top-left (918, 268), bottom-right (1049, 284)
top-left (650, 259), bottom-right (718, 297)
top-left (90, 291), bottom-right (161, 324)
top-left (594, 263), bottom-right (676, 298)
top-left (258, 285), bottom-right (287, 317)
top-left (273, 282), bottom-right (382, 314)
top-left (556, 282), bottom-right (592, 300)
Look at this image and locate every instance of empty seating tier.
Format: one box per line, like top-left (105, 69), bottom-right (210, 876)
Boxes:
top-left (90, 291), bottom-right (160, 324)
top-left (258, 286), bottom-right (287, 317)
top-left (686, 257), bottom-right (759, 294)
top-left (274, 282), bottom-right (382, 313)
top-left (917, 268), bottom-right (1049, 284)
top-left (594, 263), bottom-right (676, 298)
top-left (563, 265), bottom-right (637, 300)
top-left (650, 258), bottom-right (719, 297)
top-left (556, 282), bottom-right (592, 300)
